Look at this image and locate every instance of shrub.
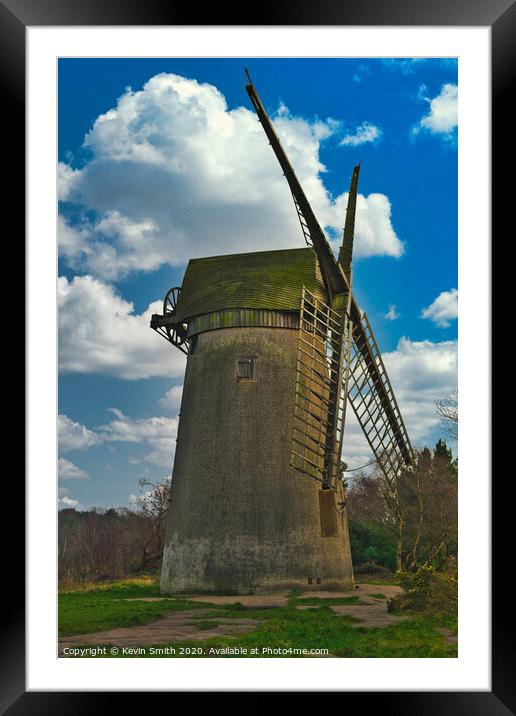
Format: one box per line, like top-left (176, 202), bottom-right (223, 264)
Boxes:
top-left (387, 565), bottom-right (457, 617)
top-left (348, 519), bottom-right (397, 572)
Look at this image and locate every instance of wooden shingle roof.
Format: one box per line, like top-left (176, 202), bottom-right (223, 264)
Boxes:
top-left (174, 247), bottom-right (326, 323)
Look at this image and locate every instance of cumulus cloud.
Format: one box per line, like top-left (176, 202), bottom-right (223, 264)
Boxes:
top-left (58, 486), bottom-right (83, 510)
top-left (58, 407), bottom-right (179, 469)
top-left (58, 494), bottom-right (80, 509)
top-left (58, 457), bottom-right (90, 480)
top-left (421, 288), bottom-right (458, 327)
top-left (340, 122), bottom-right (382, 146)
top-left (58, 274), bottom-right (186, 379)
top-left (58, 72), bottom-right (403, 281)
top-left (385, 304), bottom-right (400, 321)
top-left (413, 84), bottom-right (458, 138)
top-left (341, 337), bottom-right (457, 467)
top-left (58, 414), bottom-right (101, 451)
top-left (58, 213), bottom-right (164, 282)
top-left (328, 192), bottom-right (404, 259)
top-left (160, 384), bottom-right (183, 411)
top-left (383, 337), bottom-right (458, 443)
top-left (341, 412), bottom-right (378, 471)
top-left (58, 162), bottom-right (81, 201)
top-left (99, 408), bottom-right (178, 467)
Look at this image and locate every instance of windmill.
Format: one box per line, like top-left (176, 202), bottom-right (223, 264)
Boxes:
top-left (151, 73), bottom-right (413, 595)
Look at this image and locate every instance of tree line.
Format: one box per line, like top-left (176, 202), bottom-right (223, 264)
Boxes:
top-left (347, 391), bottom-right (457, 575)
top-left (58, 478), bottom-right (171, 590)
top-left (347, 438), bottom-right (457, 574)
top-left (59, 392), bottom-right (458, 589)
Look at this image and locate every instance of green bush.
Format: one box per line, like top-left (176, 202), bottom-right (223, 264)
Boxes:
top-left (387, 565), bottom-right (458, 617)
top-left (348, 518), bottom-right (397, 572)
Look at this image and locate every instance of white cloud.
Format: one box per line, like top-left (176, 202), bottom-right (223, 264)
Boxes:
top-left (58, 486), bottom-right (82, 510)
top-left (342, 412), bottom-right (378, 471)
top-left (385, 304), bottom-right (400, 321)
top-left (160, 384), bottom-right (183, 411)
top-left (340, 122), bottom-right (382, 146)
top-left (58, 162), bottom-right (81, 201)
top-left (58, 487), bottom-right (81, 509)
top-left (58, 274), bottom-right (186, 379)
top-left (58, 72), bottom-right (403, 281)
top-left (421, 288), bottom-right (458, 327)
top-left (99, 408), bottom-right (178, 467)
top-left (413, 84), bottom-right (458, 137)
top-left (58, 414), bottom-right (101, 451)
top-left (58, 406), bottom-right (179, 468)
top-left (341, 337), bottom-right (457, 466)
top-left (58, 212), bottom-right (166, 282)
top-left (328, 192), bottom-right (404, 259)
top-left (100, 407), bottom-right (177, 442)
top-left (58, 495), bottom-right (80, 509)
top-left (383, 337), bottom-right (458, 444)
top-left (58, 457), bottom-right (90, 481)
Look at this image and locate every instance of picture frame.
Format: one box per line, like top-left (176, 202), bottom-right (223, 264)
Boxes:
top-left (4, 0), bottom-right (508, 707)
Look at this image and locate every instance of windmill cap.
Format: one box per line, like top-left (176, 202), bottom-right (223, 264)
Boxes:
top-left (173, 247), bottom-right (326, 323)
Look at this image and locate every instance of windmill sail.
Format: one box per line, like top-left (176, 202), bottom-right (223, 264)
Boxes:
top-left (245, 72), bottom-right (413, 484)
top-left (347, 311), bottom-right (412, 479)
top-left (246, 71), bottom-right (343, 303)
top-left (339, 163), bottom-right (360, 286)
top-left (290, 287), bottom-right (352, 488)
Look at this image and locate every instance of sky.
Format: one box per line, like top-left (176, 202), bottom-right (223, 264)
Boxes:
top-left (57, 57), bottom-right (458, 511)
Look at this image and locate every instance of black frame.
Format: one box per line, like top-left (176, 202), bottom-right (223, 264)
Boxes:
top-left (4, 0), bottom-right (508, 709)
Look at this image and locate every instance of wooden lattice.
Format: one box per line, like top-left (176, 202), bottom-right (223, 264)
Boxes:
top-left (290, 288), bottom-right (352, 488)
top-left (347, 312), bottom-right (412, 481)
top-left (290, 289), bottom-right (413, 487)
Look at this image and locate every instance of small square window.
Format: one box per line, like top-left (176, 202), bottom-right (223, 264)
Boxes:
top-left (237, 357), bottom-right (255, 381)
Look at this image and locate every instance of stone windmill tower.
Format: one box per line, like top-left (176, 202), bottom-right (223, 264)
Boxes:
top-left (151, 74), bottom-right (413, 594)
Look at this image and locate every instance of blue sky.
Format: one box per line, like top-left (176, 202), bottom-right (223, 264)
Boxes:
top-left (58, 58), bottom-right (458, 510)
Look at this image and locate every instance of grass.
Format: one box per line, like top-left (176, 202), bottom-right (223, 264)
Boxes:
top-left (59, 577), bottom-right (215, 636)
top-left (59, 577), bottom-right (457, 657)
top-left (289, 596), bottom-right (363, 606)
top-left (368, 593), bottom-right (387, 600)
top-left (59, 575), bottom-right (158, 594)
top-left (355, 577), bottom-right (399, 586)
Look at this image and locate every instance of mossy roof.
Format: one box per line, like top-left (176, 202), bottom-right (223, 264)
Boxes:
top-left (174, 248), bottom-right (326, 322)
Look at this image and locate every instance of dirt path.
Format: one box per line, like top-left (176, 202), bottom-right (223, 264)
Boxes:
top-left (123, 592), bottom-right (290, 608)
top-left (58, 583), bottom-right (407, 654)
top-left (59, 609), bottom-right (259, 652)
top-left (295, 583), bottom-right (409, 628)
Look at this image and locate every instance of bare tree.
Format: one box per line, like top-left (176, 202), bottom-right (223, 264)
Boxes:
top-left (435, 390), bottom-right (458, 441)
top-left (347, 442), bottom-right (458, 573)
top-left (58, 476), bottom-right (172, 589)
top-left (133, 476), bottom-right (171, 572)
